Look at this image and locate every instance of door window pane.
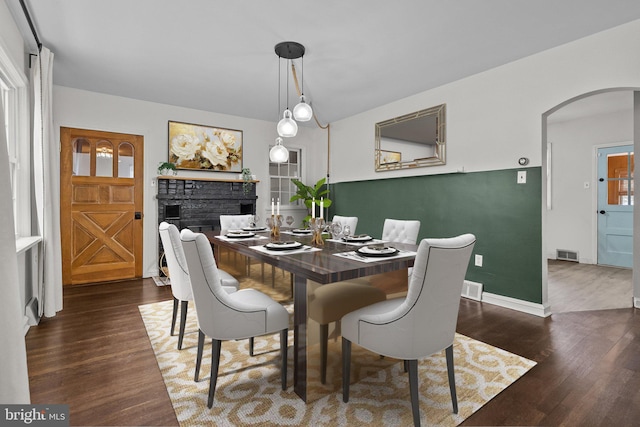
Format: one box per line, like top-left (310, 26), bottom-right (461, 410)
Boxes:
top-left (118, 142), bottom-right (134, 178)
top-left (72, 138), bottom-right (91, 176)
top-left (607, 152), bottom-right (634, 206)
top-left (96, 140), bottom-right (114, 177)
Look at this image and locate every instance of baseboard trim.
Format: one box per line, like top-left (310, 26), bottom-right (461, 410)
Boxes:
top-left (482, 292), bottom-right (551, 317)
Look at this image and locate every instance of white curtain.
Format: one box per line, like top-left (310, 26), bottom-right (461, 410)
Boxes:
top-left (0, 91), bottom-right (31, 403)
top-left (32, 47), bottom-right (63, 317)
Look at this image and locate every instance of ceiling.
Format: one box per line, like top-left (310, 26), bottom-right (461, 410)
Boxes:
top-left (8, 0), bottom-right (640, 124)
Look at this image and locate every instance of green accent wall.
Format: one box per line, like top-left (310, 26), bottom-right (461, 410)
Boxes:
top-left (330, 167), bottom-right (542, 303)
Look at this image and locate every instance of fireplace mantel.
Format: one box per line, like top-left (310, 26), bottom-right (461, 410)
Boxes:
top-left (157, 175), bottom-right (259, 183)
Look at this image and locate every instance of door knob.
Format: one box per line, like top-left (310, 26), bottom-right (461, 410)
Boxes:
top-left (599, 210), bottom-right (606, 214)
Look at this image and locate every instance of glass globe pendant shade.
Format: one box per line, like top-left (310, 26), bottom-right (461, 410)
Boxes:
top-left (277, 109), bottom-right (298, 137)
top-left (269, 137), bottom-right (289, 163)
top-left (293, 95), bottom-right (313, 122)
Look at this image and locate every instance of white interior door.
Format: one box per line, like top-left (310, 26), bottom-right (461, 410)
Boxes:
top-left (597, 145), bottom-right (634, 267)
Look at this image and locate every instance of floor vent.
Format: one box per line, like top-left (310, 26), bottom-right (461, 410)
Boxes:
top-left (556, 249), bottom-right (579, 262)
top-left (462, 280), bottom-right (483, 301)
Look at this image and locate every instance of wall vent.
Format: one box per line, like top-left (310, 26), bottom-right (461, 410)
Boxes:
top-left (556, 249), bottom-right (579, 262)
top-left (462, 280), bottom-right (483, 301)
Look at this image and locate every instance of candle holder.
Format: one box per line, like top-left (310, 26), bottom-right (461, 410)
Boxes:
top-left (310, 217), bottom-right (325, 246)
top-left (270, 214), bottom-right (282, 238)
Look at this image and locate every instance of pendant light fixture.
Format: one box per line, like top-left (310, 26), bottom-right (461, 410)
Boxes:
top-left (275, 41), bottom-right (312, 138)
top-left (293, 54), bottom-right (313, 122)
top-left (269, 137), bottom-right (289, 163)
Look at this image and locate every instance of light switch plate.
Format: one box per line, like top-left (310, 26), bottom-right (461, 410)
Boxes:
top-left (475, 254), bottom-right (483, 267)
top-left (517, 171), bottom-right (527, 184)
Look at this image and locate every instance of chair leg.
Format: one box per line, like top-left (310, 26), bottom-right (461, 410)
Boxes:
top-left (249, 337), bottom-right (255, 356)
top-left (170, 297), bottom-right (178, 336)
top-left (407, 359), bottom-right (421, 427)
top-left (194, 330), bottom-right (205, 381)
top-left (177, 300), bottom-right (188, 350)
top-left (271, 265), bottom-right (276, 288)
top-left (207, 339), bottom-right (222, 408)
top-left (342, 338), bottom-right (351, 402)
top-left (445, 345), bottom-right (458, 414)
top-left (280, 329), bottom-right (288, 390)
top-left (319, 324), bottom-right (329, 384)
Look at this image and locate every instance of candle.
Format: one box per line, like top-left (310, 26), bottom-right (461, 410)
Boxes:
top-left (277, 198), bottom-right (280, 215)
top-left (271, 198), bottom-right (274, 216)
top-left (320, 197), bottom-right (324, 219)
top-left (312, 198), bottom-right (315, 219)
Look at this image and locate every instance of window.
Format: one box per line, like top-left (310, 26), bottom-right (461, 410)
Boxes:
top-left (0, 41), bottom-right (30, 238)
top-left (268, 147), bottom-right (302, 206)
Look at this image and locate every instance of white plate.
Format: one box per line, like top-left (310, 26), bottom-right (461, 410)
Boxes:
top-left (242, 226), bottom-right (267, 231)
top-left (343, 235), bottom-right (373, 242)
top-left (265, 241), bottom-right (303, 251)
top-left (356, 246), bottom-right (398, 257)
top-left (292, 229), bottom-right (312, 234)
top-left (225, 231), bottom-right (255, 238)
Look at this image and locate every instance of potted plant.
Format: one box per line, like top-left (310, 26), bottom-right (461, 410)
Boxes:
top-left (157, 161), bottom-right (177, 176)
top-left (290, 177), bottom-right (332, 225)
top-left (241, 168), bottom-right (254, 195)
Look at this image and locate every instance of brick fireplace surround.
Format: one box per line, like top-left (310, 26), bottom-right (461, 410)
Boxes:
top-left (156, 176), bottom-right (258, 271)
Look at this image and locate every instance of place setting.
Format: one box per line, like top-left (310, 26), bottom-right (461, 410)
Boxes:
top-left (250, 240), bottom-right (321, 255)
top-left (334, 244), bottom-right (417, 263)
top-left (215, 230), bottom-right (268, 241)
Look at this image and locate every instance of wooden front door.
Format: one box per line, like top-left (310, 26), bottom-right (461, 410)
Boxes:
top-left (60, 127), bottom-right (144, 285)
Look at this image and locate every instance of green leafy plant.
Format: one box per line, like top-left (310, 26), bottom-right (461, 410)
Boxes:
top-left (242, 168), bottom-right (254, 195)
top-left (290, 177), bottom-right (332, 225)
top-left (157, 161), bottom-right (177, 175)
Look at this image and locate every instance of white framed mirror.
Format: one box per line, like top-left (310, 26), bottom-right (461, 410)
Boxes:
top-left (375, 104), bottom-right (446, 171)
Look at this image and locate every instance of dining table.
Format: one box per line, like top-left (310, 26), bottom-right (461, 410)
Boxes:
top-left (204, 227), bottom-right (418, 402)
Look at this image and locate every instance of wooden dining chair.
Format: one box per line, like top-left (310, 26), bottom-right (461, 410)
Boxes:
top-left (341, 234), bottom-right (476, 427)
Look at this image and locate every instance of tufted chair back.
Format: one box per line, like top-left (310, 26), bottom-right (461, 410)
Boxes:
top-left (219, 214), bottom-right (253, 231)
top-left (381, 219), bottom-right (421, 244)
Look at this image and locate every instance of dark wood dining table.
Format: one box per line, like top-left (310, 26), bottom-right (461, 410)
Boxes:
top-left (204, 228), bottom-right (417, 402)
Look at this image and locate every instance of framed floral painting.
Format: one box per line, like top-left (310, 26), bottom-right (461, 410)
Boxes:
top-left (168, 121), bottom-right (243, 172)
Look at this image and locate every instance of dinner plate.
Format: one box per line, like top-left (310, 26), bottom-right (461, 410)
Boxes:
top-left (292, 229), bottom-right (312, 234)
top-left (264, 241), bottom-right (304, 251)
top-left (343, 234), bottom-right (373, 242)
top-left (225, 231), bottom-right (256, 238)
top-left (242, 226), bottom-right (267, 232)
top-left (356, 246), bottom-right (399, 257)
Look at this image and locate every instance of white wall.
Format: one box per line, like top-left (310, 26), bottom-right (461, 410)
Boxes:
top-left (330, 20), bottom-right (640, 183)
top-left (53, 86), bottom-right (327, 277)
top-left (547, 107), bottom-right (633, 263)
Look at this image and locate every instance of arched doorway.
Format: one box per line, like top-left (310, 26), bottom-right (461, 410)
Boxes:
top-left (541, 88), bottom-right (638, 313)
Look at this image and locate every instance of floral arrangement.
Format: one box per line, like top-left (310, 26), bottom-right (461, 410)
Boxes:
top-left (168, 122), bottom-right (243, 172)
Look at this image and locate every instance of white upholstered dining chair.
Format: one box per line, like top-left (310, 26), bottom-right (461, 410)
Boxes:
top-left (382, 218), bottom-right (421, 244)
top-left (180, 229), bottom-right (289, 408)
top-left (341, 233), bottom-right (476, 427)
top-left (218, 214), bottom-right (253, 230)
top-left (158, 222), bottom-right (239, 350)
top-left (332, 215), bottom-right (358, 235)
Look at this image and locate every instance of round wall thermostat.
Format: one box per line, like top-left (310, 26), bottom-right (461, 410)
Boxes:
top-left (518, 157), bottom-right (529, 166)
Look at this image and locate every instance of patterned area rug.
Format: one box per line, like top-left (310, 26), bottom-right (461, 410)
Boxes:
top-left (139, 267), bottom-right (536, 426)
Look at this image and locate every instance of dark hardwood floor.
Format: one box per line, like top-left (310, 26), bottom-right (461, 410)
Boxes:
top-left (26, 277), bottom-right (640, 426)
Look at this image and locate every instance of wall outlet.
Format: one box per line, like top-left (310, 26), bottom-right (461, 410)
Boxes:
top-left (517, 171), bottom-right (527, 184)
top-left (475, 254), bottom-right (483, 267)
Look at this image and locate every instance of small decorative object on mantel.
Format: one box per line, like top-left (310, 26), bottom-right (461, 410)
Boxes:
top-left (157, 161), bottom-right (177, 176)
top-left (241, 168), bottom-right (254, 195)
